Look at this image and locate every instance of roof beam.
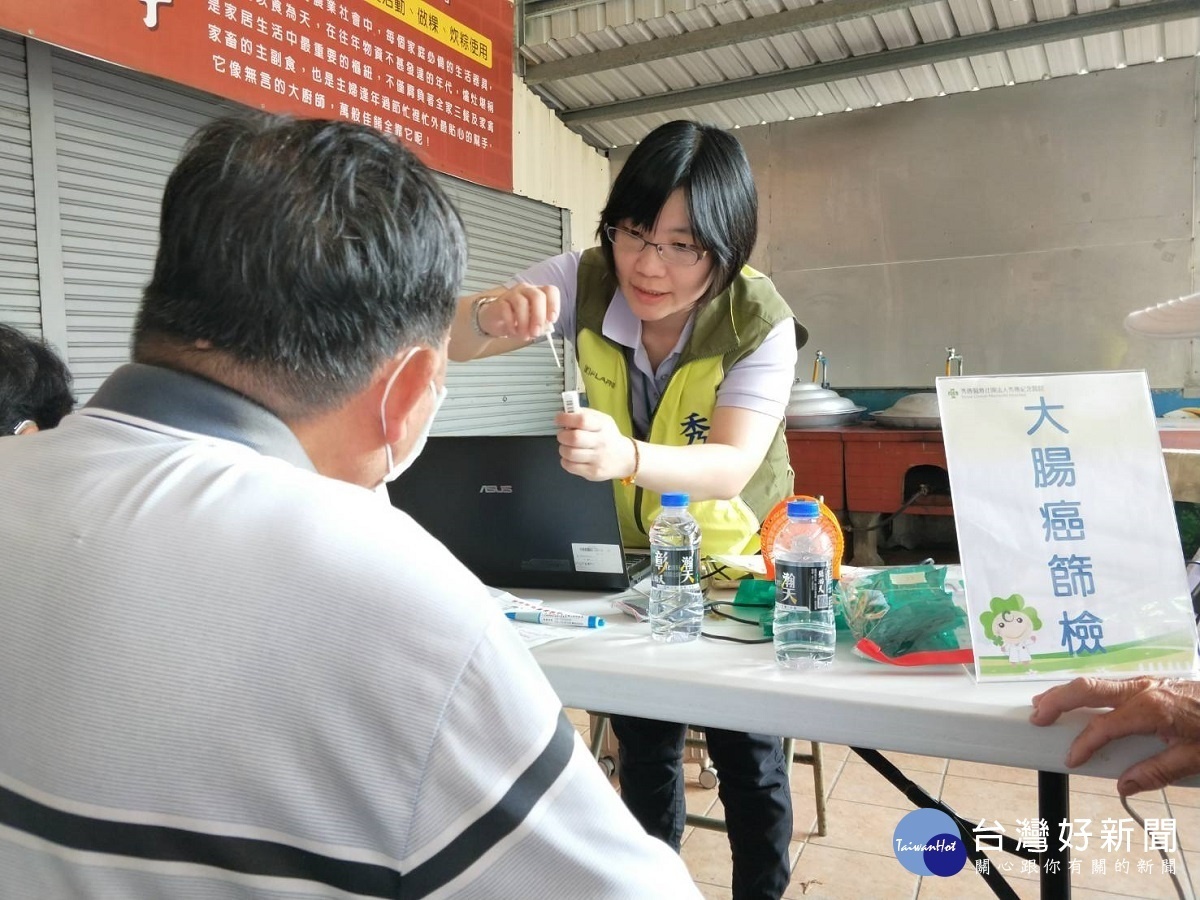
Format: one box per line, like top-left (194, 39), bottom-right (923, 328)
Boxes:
top-left (524, 0), bottom-right (608, 18)
top-left (525, 0), bottom-right (930, 85)
top-left (559, 0), bottom-right (1199, 124)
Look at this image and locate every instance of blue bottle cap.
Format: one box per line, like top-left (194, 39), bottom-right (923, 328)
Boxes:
top-left (661, 492), bottom-right (690, 507)
top-left (787, 499), bottom-right (820, 518)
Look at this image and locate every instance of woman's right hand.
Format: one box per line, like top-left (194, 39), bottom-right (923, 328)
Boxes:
top-left (477, 283), bottom-right (561, 343)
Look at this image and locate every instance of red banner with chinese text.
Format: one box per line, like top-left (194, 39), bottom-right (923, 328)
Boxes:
top-left (0, 0), bottom-right (513, 191)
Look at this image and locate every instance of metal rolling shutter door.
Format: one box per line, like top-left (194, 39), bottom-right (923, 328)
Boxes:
top-left (0, 35), bottom-right (40, 337)
top-left (434, 176), bottom-right (567, 436)
top-left (50, 49), bottom-right (243, 400)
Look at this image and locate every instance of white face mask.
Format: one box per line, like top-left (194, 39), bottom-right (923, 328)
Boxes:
top-left (378, 350), bottom-right (447, 485)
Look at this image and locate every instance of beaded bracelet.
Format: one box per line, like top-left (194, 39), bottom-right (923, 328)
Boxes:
top-left (620, 437), bottom-right (641, 486)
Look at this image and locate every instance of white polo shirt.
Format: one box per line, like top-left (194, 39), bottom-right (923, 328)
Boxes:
top-left (0, 364), bottom-right (699, 899)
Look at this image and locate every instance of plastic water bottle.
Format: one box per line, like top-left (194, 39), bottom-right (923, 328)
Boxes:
top-left (648, 492), bottom-right (704, 643)
top-left (773, 499), bottom-right (836, 668)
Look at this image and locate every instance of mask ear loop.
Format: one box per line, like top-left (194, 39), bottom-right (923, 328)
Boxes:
top-left (379, 347), bottom-right (421, 476)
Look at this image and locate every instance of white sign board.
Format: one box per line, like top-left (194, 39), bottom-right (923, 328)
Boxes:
top-left (937, 371), bottom-right (1197, 682)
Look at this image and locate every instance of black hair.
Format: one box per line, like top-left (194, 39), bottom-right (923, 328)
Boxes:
top-left (597, 120), bottom-right (758, 303)
top-left (0, 323), bottom-right (74, 434)
top-left (135, 113), bottom-right (467, 416)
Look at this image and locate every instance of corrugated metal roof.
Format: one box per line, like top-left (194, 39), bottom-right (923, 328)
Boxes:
top-left (519, 0), bottom-right (1200, 148)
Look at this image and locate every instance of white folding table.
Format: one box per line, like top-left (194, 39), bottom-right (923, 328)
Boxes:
top-left (523, 590), bottom-right (1177, 900)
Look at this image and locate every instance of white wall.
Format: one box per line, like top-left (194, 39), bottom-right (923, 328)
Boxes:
top-left (510, 73), bottom-right (609, 252)
top-left (612, 60), bottom-right (1199, 389)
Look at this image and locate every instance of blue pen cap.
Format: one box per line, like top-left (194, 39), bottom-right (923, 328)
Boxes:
top-left (787, 499), bottom-right (820, 519)
top-left (661, 492), bottom-right (690, 507)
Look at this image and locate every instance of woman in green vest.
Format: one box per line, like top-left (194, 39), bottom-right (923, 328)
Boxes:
top-left (448, 120), bottom-right (799, 900)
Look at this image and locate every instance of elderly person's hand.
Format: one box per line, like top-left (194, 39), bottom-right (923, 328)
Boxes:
top-left (1030, 676), bottom-right (1200, 796)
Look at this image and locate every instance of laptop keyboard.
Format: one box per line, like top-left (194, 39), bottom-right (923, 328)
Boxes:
top-left (625, 552), bottom-right (652, 583)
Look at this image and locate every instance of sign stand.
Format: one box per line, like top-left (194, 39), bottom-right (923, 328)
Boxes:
top-left (937, 371), bottom-right (1197, 682)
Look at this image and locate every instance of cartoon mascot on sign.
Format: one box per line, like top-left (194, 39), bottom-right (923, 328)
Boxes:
top-left (981, 594), bottom-right (1043, 665)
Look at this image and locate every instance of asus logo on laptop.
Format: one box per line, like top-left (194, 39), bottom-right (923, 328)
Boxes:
top-left (479, 484), bottom-right (513, 494)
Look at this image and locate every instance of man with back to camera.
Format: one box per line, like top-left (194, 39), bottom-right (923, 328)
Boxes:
top-left (0, 113), bottom-right (700, 898)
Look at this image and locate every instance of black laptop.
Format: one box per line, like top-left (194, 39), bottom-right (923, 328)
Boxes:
top-left (386, 435), bottom-right (649, 591)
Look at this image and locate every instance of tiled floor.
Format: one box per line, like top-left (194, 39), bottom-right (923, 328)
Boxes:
top-left (566, 709), bottom-right (1198, 899)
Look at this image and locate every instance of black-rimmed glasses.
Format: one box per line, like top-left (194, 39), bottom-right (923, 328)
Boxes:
top-left (604, 225), bottom-right (707, 268)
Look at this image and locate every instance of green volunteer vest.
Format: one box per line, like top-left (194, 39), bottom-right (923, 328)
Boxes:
top-left (574, 247), bottom-right (795, 557)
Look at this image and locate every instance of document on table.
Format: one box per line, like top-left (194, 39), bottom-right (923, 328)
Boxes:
top-left (487, 587), bottom-right (589, 648)
top-left (609, 577), bottom-right (651, 622)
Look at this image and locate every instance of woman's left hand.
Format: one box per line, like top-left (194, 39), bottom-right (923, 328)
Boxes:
top-left (556, 408), bottom-right (637, 482)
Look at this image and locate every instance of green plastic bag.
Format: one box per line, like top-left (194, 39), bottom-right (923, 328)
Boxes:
top-left (838, 565), bottom-right (973, 665)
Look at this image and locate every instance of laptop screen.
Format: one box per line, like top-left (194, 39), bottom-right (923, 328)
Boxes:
top-left (386, 435), bottom-right (643, 591)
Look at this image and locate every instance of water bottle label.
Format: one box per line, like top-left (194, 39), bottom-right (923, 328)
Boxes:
top-left (651, 547), bottom-right (701, 589)
top-left (775, 561), bottom-right (830, 611)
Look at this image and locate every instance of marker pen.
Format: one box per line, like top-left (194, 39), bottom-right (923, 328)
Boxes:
top-left (505, 609), bottom-right (605, 628)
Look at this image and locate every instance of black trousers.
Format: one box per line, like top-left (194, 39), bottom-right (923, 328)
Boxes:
top-left (610, 714), bottom-right (793, 900)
